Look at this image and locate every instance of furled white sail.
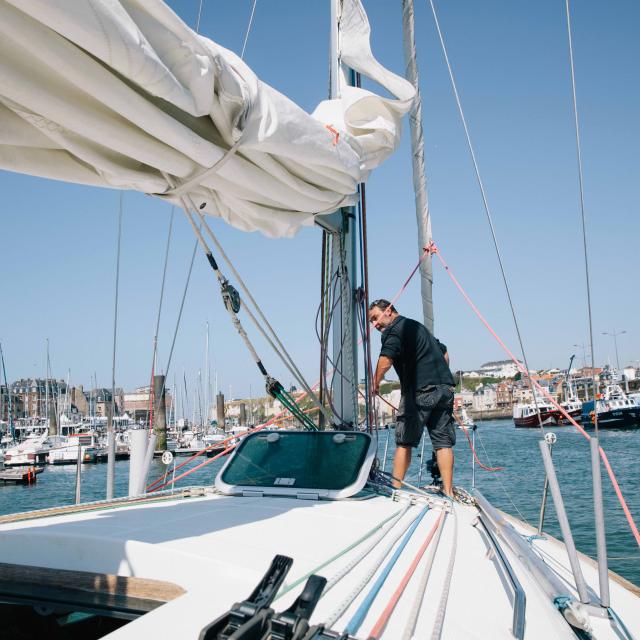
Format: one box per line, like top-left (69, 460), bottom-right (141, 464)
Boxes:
top-left (0, 0), bottom-right (414, 237)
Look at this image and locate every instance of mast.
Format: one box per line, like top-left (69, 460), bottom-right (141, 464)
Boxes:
top-left (45, 338), bottom-right (49, 425)
top-left (205, 321), bottom-right (210, 428)
top-left (401, 0), bottom-right (434, 333)
top-left (330, 0), bottom-right (358, 429)
top-left (0, 343), bottom-right (14, 441)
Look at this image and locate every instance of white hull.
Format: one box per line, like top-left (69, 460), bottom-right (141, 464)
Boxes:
top-left (0, 484), bottom-right (637, 638)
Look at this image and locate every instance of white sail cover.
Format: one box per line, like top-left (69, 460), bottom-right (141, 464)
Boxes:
top-left (0, 0), bottom-right (414, 237)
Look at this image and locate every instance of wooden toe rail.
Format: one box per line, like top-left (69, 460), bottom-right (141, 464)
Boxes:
top-left (0, 562), bottom-right (186, 619)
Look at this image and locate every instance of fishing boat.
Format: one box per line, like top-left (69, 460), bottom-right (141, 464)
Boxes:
top-left (582, 384), bottom-right (640, 430)
top-left (0, 1), bottom-right (638, 639)
top-left (554, 359), bottom-right (583, 424)
top-left (512, 397), bottom-right (557, 428)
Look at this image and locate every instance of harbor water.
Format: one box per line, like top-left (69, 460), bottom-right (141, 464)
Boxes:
top-left (1, 420), bottom-right (638, 587)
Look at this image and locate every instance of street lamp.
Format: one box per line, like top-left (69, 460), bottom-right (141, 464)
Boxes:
top-left (602, 330), bottom-right (626, 372)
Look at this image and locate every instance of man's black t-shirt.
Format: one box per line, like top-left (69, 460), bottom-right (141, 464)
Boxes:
top-left (380, 315), bottom-right (455, 393)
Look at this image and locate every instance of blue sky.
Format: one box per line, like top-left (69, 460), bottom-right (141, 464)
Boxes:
top-left (1, 0), bottom-right (638, 402)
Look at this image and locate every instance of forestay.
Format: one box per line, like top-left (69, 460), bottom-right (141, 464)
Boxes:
top-left (0, 0), bottom-right (414, 237)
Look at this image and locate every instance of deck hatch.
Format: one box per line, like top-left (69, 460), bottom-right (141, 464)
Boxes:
top-left (216, 430), bottom-right (374, 499)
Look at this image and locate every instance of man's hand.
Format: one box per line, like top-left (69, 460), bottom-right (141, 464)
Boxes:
top-left (373, 355), bottom-right (394, 396)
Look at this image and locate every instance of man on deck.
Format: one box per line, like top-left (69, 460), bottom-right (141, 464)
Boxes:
top-left (369, 299), bottom-right (456, 496)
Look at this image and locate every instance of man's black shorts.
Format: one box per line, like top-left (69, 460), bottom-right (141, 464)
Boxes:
top-left (395, 384), bottom-right (456, 449)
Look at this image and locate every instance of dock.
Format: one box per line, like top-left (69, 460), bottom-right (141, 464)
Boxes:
top-left (0, 467), bottom-right (44, 485)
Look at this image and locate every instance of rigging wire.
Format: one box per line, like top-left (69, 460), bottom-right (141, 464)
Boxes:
top-left (194, 0), bottom-right (204, 33)
top-left (431, 243), bottom-right (640, 545)
top-left (240, 0), bottom-right (258, 60)
top-left (565, 0), bottom-right (599, 434)
top-left (318, 231), bottom-right (329, 428)
top-left (195, 211), bottom-right (329, 423)
top-left (148, 206), bottom-right (175, 431)
top-left (426, 0), bottom-right (545, 435)
top-left (157, 232), bottom-right (201, 414)
top-left (107, 192), bottom-right (123, 500)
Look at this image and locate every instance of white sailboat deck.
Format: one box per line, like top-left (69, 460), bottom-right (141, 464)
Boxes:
top-left (1, 488), bottom-right (637, 638)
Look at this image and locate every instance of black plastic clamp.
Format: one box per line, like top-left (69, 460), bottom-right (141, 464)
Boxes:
top-left (270, 575), bottom-right (327, 640)
top-left (198, 555), bottom-right (293, 640)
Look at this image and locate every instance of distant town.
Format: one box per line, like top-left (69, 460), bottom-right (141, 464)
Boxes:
top-left (1, 359), bottom-right (639, 429)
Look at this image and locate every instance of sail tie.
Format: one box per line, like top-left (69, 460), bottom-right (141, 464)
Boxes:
top-left (158, 137), bottom-right (244, 200)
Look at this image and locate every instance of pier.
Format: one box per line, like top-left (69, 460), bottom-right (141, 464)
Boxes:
top-left (0, 467), bottom-right (43, 485)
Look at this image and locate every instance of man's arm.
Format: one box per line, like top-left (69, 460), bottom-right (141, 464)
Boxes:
top-left (373, 356), bottom-right (394, 395)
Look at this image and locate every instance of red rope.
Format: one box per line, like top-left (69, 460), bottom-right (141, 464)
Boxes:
top-left (146, 405), bottom-right (319, 492)
top-left (453, 413), bottom-right (503, 472)
top-left (431, 243), bottom-right (640, 547)
top-left (368, 511), bottom-right (444, 639)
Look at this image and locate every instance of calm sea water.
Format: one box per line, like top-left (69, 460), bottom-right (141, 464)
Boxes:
top-left (1, 420), bottom-right (638, 586)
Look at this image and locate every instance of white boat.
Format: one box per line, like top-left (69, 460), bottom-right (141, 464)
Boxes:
top-left (175, 429), bottom-right (207, 455)
top-left (0, 1), bottom-right (637, 638)
top-left (46, 433), bottom-right (100, 465)
top-left (3, 432), bottom-right (51, 466)
top-left (456, 405), bottom-right (475, 430)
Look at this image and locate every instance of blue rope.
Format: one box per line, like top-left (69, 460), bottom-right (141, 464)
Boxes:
top-left (525, 534), bottom-right (546, 544)
top-left (608, 607), bottom-right (635, 640)
top-left (553, 595), bottom-right (572, 612)
top-left (345, 506), bottom-right (429, 635)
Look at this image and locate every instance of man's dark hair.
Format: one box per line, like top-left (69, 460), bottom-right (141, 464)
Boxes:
top-left (369, 299), bottom-right (397, 313)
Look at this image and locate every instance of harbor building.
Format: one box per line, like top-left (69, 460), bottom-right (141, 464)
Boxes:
top-left (10, 378), bottom-right (67, 419)
top-left (0, 385), bottom-right (23, 422)
top-left (122, 386), bottom-right (171, 424)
